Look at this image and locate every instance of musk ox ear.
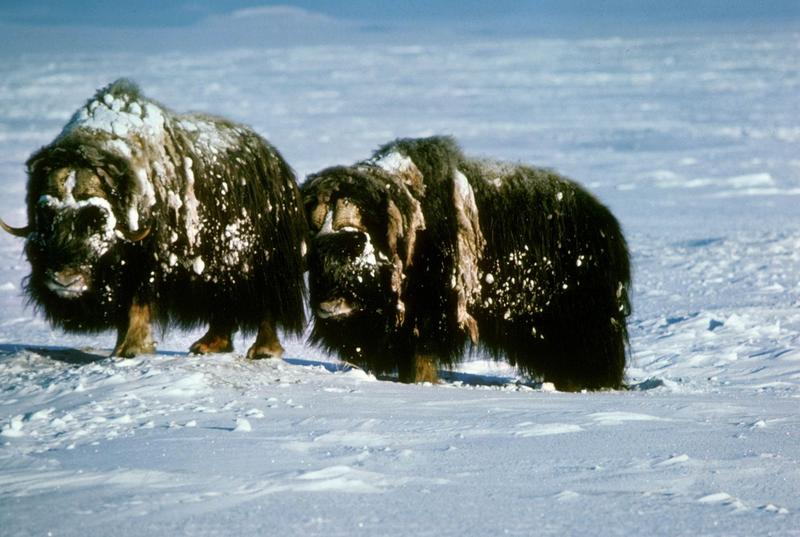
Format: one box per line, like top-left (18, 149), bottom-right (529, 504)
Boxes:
top-left (451, 169), bottom-right (485, 344)
top-left (0, 218), bottom-right (30, 238)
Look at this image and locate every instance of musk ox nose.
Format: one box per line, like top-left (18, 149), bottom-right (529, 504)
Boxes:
top-left (45, 268), bottom-right (90, 299)
top-left (317, 298), bottom-right (357, 319)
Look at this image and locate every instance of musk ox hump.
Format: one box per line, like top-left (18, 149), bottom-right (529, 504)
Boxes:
top-left (62, 79), bottom-right (166, 142)
top-left (370, 150), bottom-right (425, 198)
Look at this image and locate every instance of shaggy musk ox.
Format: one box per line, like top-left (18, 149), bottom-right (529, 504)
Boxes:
top-left (1, 79), bottom-right (306, 358)
top-left (302, 136), bottom-right (631, 390)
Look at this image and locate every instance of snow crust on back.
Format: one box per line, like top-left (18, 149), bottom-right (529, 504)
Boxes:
top-left (371, 151), bottom-right (415, 175)
top-left (367, 150), bottom-right (424, 194)
top-left (61, 91), bottom-right (165, 142)
top-left (57, 82), bottom-right (164, 235)
top-left (178, 118), bottom-right (241, 156)
top-left (47, 81), bottom-right (272, 285)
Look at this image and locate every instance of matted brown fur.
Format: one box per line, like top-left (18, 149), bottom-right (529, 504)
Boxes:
top-left (7, 79), bottom-right (307, 358)
top-left (303, 136), bottom-right (631, 390)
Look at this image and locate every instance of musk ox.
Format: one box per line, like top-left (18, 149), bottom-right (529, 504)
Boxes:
top-left (301, 136), bottom-right (631, 390)
top-left (1, 79), bottom-right (306, 359)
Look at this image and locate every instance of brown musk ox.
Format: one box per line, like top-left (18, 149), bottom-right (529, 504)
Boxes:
top-left (1, 79), bottom-right (306, 359)
top-left (301, 136), bottom-right (631, 390)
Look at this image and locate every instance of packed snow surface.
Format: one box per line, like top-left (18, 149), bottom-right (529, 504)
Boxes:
top-left (1, 31), bottom-right (799, 536)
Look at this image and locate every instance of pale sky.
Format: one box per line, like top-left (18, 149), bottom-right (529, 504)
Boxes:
top-left (1, 0), bottom-right (797, 27)
top-left (0, 1), bottom-right (796, 53)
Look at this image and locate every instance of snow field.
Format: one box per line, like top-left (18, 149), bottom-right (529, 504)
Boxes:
top-left (1, 31), bottom-right (799, 536)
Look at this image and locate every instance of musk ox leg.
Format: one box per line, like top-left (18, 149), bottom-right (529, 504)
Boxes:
top-left (516, 318), bottom-right (627, 392)
top-left (246, 319), bottom-right (285, 360)
top-left (398, 355), bottom-right (439, 384)
top-left (555, 317), bottom-right (627, 391)
top-left (189, 321), bottom-right (235, 354)
top-left (112, 300), bottom-right (156, 358)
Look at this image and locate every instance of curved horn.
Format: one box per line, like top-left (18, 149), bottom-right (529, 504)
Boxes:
top-left (0, 218), bottom-right (30, 238)
top-left (122, 227), bottom-right (151, 242)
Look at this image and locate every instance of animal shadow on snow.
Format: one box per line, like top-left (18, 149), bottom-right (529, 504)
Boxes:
top-left (284, 357), bottom-right (352, 374)
top-left (286, 356), bottom-right (541, 387)
top-left (0, 343), bottom-right (183, 365)
top-left (0, 345), bottom-right (629, 390)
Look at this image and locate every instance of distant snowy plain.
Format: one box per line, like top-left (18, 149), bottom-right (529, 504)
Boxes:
top-left (1, 31), bottom-right (799, 536)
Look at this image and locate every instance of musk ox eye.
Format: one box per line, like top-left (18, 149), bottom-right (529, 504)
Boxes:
top-left (96, 168), bottom-right (117, 190)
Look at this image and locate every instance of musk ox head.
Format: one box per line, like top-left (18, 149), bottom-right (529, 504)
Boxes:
top-left (2, 80), bottom-right (163, 308)
top-left (19, 161), bottom-right (150, 302)
top-left (303, 141), bottom-right (486, 345)
top-left (303, 160), bottom-right (426, 328)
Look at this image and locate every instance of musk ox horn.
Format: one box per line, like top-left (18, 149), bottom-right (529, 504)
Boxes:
top-left (332, 198), bottom-right (365, 231)
top-left (121, 227), bottom-right (151, 242)
top-left (0, 218), bottom-right (30, 238)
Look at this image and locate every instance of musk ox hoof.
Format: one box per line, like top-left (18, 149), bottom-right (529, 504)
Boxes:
top-left (189, 335), bottom-right (234, 355)
top-left (398, 356), bottom-right (440, 384)
top-left (112, 340), bottom-right (156, 359)
top-left (246, 343), bottom-right (285, 360)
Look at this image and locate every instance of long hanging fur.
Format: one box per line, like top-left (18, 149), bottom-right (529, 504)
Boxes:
top-left (302, 136), bottom-right (630, 390)
top-left (19, 79), bottom-right (306, 346)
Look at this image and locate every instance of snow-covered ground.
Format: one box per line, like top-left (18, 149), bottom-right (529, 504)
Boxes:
top-left (1, 31), bottom-right (799, 536)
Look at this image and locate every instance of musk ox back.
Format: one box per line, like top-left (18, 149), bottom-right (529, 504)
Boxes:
top-left (302, 136), bottom-right (631, 390)
top-left (2, 79), bottom-right (306, 358)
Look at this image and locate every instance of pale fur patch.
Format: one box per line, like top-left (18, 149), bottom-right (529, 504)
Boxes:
top-left (451, 169), bottom-right (485, 343)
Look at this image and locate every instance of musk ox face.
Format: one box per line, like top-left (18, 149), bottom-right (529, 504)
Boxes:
top-left (304, 163), bottom-right (426, 333)
top-left (25, 165), bottom-right (147, 302)
top-left (33, 169), bottom-right (116, 297)
top-left (306, 196), bottom-right (397, 322)
top-left (303, 169), bottom-right (428, 375)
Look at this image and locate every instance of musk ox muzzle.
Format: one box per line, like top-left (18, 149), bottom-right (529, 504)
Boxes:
top-left (44, 267), bottom-right (91, 299)
top-left (316, 298), bottom-right (357, 319)
top-left (307, 225), bottom-right (394, 322)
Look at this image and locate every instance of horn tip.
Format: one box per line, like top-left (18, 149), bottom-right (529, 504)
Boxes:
top-left (0, 218), bottom-right (30, 238)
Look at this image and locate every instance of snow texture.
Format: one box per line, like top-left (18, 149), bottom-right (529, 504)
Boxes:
top-left (1, 30), bottom-right (799, 536)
